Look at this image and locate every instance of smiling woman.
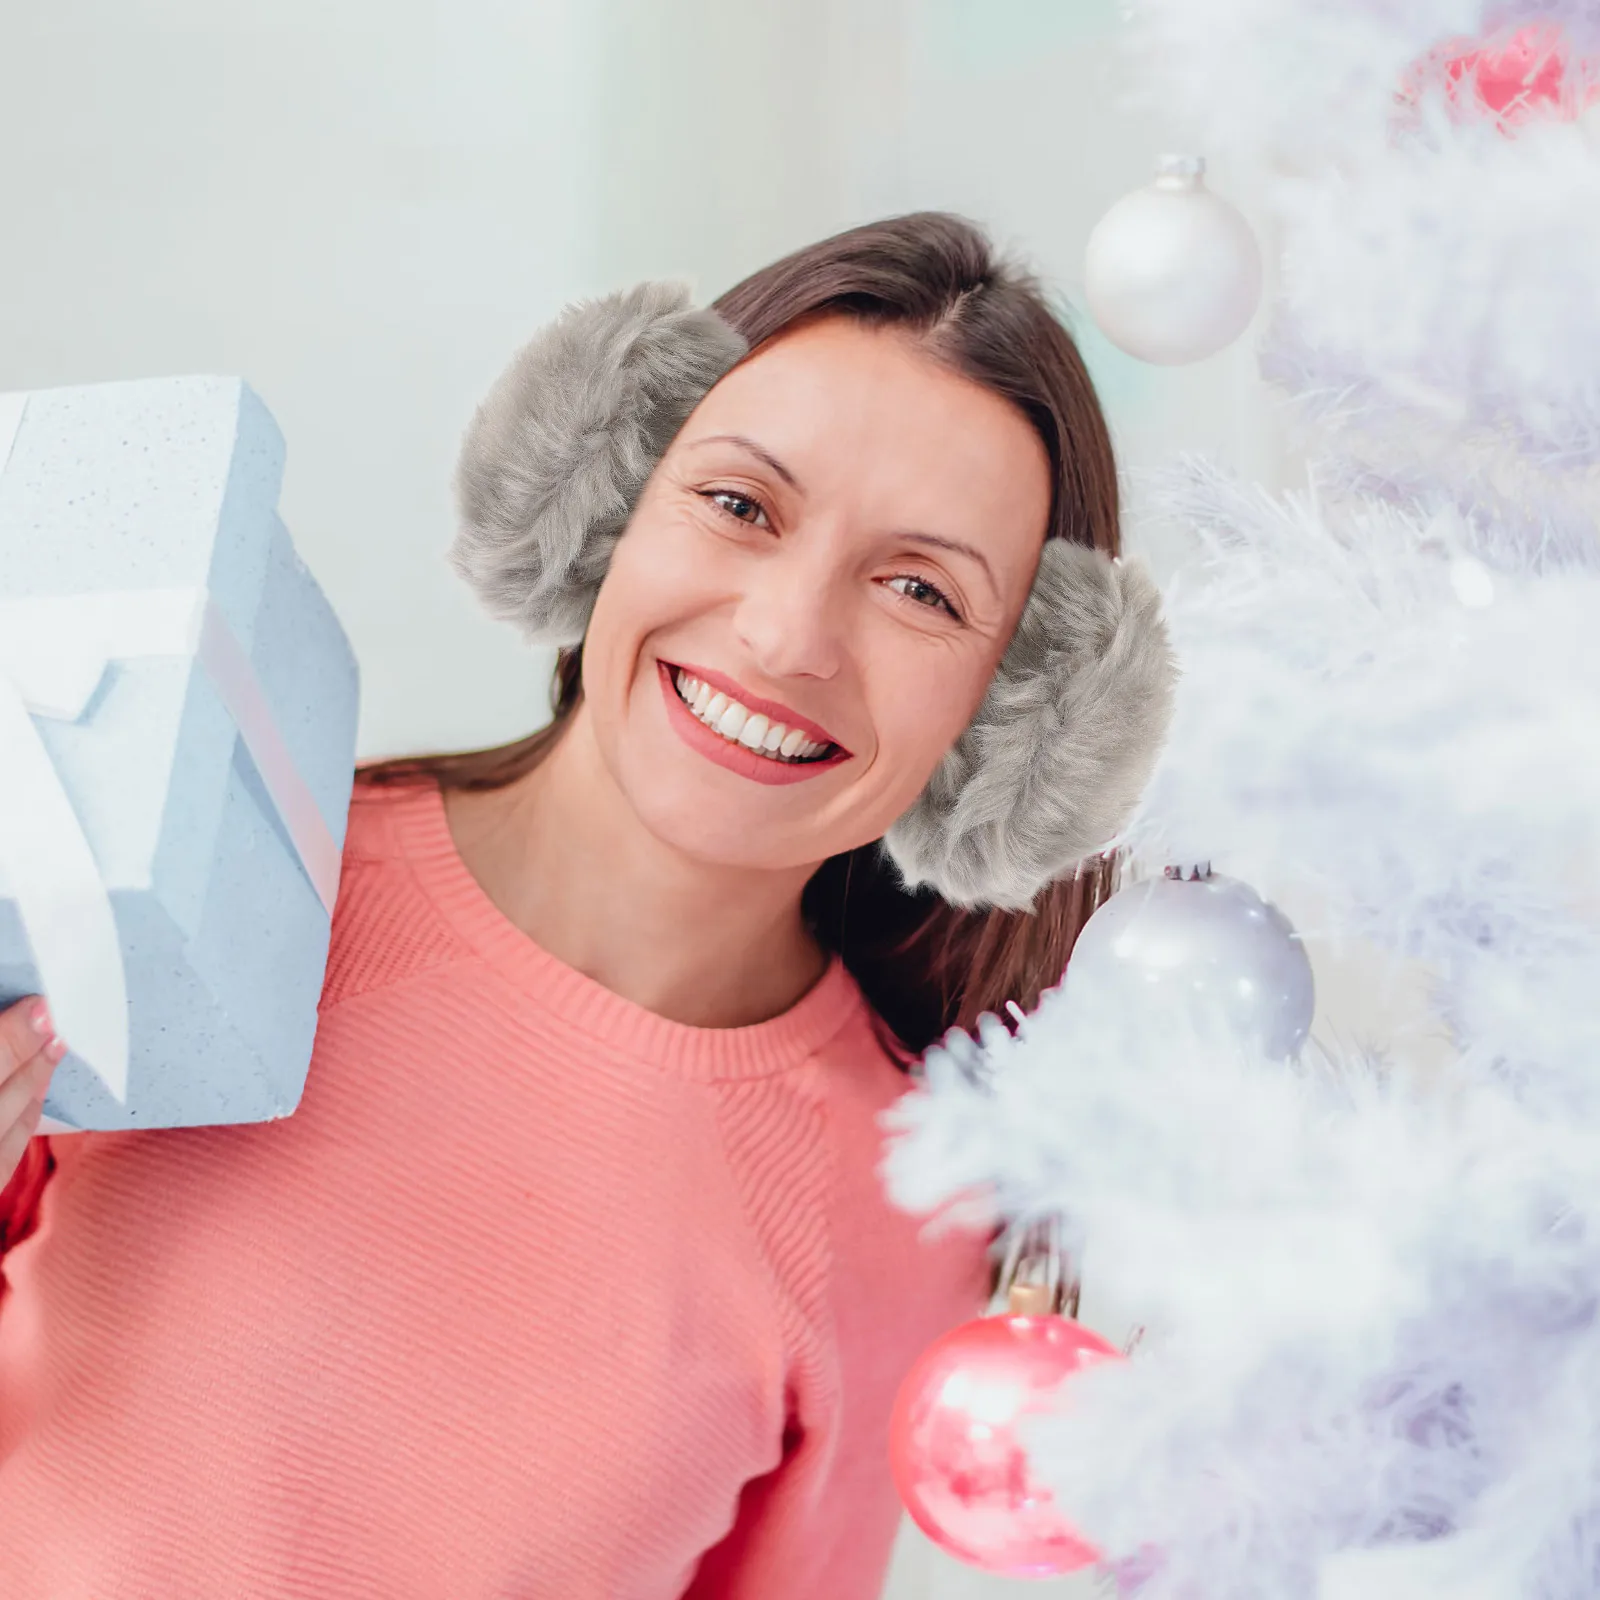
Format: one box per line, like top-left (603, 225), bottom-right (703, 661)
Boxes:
top-left (0, 214), bottom-right (1171, 1600)
top-left (339, 221), bottom-right (1173, 1596)
top-left (577, 309), bottom-right (1057, 922)
top-left (375, 214), bottom-right (1173, 1052)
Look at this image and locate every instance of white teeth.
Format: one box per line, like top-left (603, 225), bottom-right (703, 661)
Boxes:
top-left (673, 669), bottom-right (832, 764)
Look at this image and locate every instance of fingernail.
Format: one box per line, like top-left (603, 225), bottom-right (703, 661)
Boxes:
top-left (29, 1001), bottom-right (52, 1038)
top-left (43, 1037), bottom-right (67, 1065)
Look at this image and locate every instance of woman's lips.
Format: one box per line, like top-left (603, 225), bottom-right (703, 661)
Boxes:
top-left (667, 659), bottom-right (847, 752)
top-left (657, 661), bottom-right (852, 787)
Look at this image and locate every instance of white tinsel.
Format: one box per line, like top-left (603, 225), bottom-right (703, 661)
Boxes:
top-left (879, 3), bottom-right (1600, 1596)
top-left (884, 982), bottom-right (1599, 1598)
top-left (1121, 0), bottom-right (1600, 160)
top-left (1269, 112), bottom-right (1600, 484)
top-left (1119, 0), bottom-right (1480, 163)
top-left (1124, 462), bottom-right (1600, 979)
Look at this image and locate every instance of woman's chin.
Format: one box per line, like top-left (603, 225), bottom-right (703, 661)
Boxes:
top-left (601, 679), bottom-right (898, 871)
top-left (610, 742), bottom-right (828, 873)
top-left (627, 783), bottom-right (805, 872)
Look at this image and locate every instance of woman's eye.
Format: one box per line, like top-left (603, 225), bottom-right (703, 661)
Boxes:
top-left (886, 574), bottom-right (961, 620)
top-left (701, 490), bottom-right (769, 528)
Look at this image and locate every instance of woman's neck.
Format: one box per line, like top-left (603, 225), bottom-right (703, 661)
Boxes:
top-left (442, 710), bottom-right (828, 1029)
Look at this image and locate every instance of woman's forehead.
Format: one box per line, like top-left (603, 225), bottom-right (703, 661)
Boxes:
top-left (682, 316), bottom-right (1051, 526)
top-left (700, 314), bottom-right (986, 420)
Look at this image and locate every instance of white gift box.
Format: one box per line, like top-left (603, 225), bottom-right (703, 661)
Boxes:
top-left (0, 376), bottom-right (359, 1132)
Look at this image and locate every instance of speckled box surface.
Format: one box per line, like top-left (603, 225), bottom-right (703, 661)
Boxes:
top-left (0, 376), bottom-right (358, 1132)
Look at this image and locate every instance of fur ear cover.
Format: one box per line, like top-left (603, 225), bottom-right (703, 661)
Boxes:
top-left (450, 282), bottom-right (748, 645)
top-left (883, 540), bottom-right (1177, 911)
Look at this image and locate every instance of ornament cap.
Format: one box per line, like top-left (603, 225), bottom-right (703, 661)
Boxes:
top-left (1008, 1280), bottom-right (1057, 1317)
top-left (1154, 152), bottom-right (1207, 189)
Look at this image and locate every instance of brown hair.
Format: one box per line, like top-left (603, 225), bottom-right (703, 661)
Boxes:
top-left (363, 212), bottom-right (1121, 1064)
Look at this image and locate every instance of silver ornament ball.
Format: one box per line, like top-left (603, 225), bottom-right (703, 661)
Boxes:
top-left (1084, 154), bottom-right (1263, 366)
top-left (1067, 866), bottom-right (1316, 1060)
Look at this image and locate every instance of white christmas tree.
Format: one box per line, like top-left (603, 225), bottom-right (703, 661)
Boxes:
top-left (882, 5), bottom-right (1600, 1597)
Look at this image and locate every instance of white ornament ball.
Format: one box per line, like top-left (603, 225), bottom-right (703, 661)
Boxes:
top-left (1065, 866), bottom-right (1315, 1061)
top-left (1084, 155), bottom-right (1263, 365)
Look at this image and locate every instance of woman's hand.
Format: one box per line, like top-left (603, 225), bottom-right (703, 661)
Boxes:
top-left (0, 999), bottom-right (64, 1190)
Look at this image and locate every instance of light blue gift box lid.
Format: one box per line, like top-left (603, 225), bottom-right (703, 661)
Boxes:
top-left (0, 375), bottom-right (359, 1132)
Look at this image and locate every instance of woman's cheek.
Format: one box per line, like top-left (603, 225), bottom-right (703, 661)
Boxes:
top-left (611, 507), bottom-right (730, 619)
top-left (591, 527), bottom-right (699, 654)
top-left (862, 646), bottom-right (988, 806)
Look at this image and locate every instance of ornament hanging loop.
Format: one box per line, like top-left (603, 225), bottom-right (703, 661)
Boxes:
top-left (996, 1213), bottom-right (1081, 1320)
top-left (996, 1212), bottom-right (1146, 1354)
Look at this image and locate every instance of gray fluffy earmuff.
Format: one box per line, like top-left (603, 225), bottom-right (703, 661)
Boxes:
top-left (451, 282), bottom-right (750, 646)
top-left (450, 283), bottom-right (1176, 912)
top-left (883, 540), bottom-right (1174, 909)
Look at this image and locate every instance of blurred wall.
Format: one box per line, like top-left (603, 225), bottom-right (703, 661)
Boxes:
top-left (0, 0), bottom-right (602, 756)
top-left (0, 3), bottom-right (1291, 1596)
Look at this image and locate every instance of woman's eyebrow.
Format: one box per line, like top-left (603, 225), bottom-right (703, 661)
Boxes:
top-left (689, 435), bottom-right (997, 591)
top-left (897, 530), bottom-right (997, 590)
top-left (690, 433), bottom-right (802, 491)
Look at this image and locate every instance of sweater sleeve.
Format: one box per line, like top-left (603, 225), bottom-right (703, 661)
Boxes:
top-left (677, 1378), bottom-right (911, 1600)
top-left (679, 1211), bottom-right (991, 1600)
top-left (0, 1137), bottom-right (54, 1265)
top-left (686, 1056), bottom-right (993, 1600)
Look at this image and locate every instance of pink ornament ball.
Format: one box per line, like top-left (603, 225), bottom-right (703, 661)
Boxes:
top-left (1447, 23), bottom-right (1574, 121)
top-left (1400, 22), bottom-right (1600, 130)
top-left (889, 1306), bottom-right (1124, 1577)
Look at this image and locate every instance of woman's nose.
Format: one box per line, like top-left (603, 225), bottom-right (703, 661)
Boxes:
top-left (732, 541), bottom-right (844, 683)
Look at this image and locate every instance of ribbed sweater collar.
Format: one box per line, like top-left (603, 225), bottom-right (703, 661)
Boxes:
top-left (382, 780), bottom-right (863, 1081)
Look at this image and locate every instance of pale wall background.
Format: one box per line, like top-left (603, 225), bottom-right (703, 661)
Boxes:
top-left (0, 3), bottom-right (1348, 1596)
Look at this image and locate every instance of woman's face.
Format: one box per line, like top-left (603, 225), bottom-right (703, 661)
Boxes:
top-left (579, 313), bottom-right (1053, 873)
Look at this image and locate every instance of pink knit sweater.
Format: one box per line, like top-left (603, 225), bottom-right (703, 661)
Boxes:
top-left (0, 780), bottom-right (992, 1599)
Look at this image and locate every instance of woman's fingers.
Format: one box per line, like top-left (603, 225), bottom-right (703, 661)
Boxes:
top-left (0, 998), bottom-right (61, 1186)
top-left (0, 998), bottom-right (56, 1080)
top-left (0, 1045), bottom-right (53, 1127)
top-left (0, 998), bottom-right (63, 1111)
